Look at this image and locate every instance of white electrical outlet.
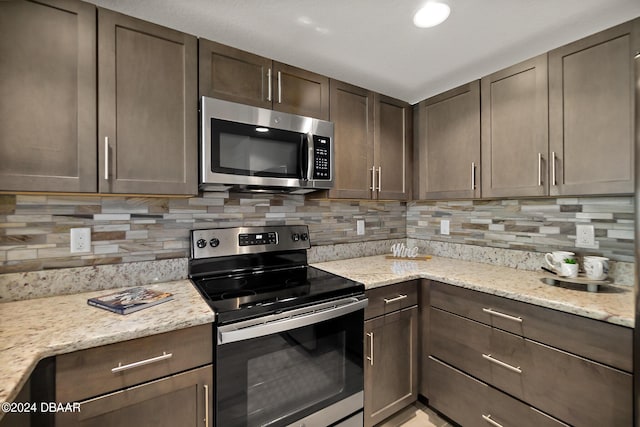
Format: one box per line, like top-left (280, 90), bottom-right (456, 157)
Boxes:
top-left (575, 224), bottom-right (597, 248)
top-left (70, 228), bottom-right (92, 253)
top-left (356, 220), bottom-right (365, 236)
top-left (440, 219), bottom-right (450, 235)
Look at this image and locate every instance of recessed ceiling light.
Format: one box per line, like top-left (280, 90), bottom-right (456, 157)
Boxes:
top-left (413, 1), bottom-right (451, 28)
top-left (255, 127), bottom-right (269, 133)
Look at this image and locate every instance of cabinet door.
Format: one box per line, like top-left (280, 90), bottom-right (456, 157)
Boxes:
top-left (56, 365), bottom-right (213, 427)
top-left (374, 95), bottom-right (412, 200)
top-left (416, 81), bottom-right (481, 199)
top-left (0, 0), bottom-right (96, 192)
top-left (549, 21), bottom-right (638, 195)
top-left (198, 39), bottom-right (272, 109)
top-left (481, 55), bottom-right (549, 198)
top-left (98, 9), bottom-right (197, 195)
top-left (272, 62), bottom-right (329, 120)
top-left (328, 80), bottom-right (375, 199)
top-left (364, 306), bottom-right (418, 427)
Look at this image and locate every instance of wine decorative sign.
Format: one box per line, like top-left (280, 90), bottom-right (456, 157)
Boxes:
top-left (386, 243), bottom-right (431, 261)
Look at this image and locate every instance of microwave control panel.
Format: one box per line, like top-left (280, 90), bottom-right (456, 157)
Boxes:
top-left (312, 136), bottom-right (331, 180)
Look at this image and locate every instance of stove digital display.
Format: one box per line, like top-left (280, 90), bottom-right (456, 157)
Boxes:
top-left (239, 232), bottom-right (278, 246)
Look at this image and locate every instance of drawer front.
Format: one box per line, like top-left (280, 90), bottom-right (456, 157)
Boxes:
top-left (430, 307), bottom-right (492, 384)
top-left (488, 327), bottom-right (632, 427)
top-left (431, 308), bottom-right (632, 427)
top-left (57, 324), bottom-right (213, 402)
top-left (365, 280), bottom-right (418, 320)
top-left (429, 357), bottom-right (567, 427)
top-left (430, 280), bottom-right (632, 371)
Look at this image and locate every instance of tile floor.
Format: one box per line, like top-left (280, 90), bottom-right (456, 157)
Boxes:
top-left (390, 401), bottom-right (453, 427)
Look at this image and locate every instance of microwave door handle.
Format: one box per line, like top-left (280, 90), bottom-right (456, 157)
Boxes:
top-left (306, 133), bottom-right (314, 181)
top-left (299, 136), bottom-right (307, 179)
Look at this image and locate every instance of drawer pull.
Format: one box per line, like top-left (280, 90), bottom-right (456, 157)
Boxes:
top-left (366, 332), bottom-right (374, 366)
top-left (383, 294), bottom-right (408, 304)
top-left (482, 308), bottom-right (522, 323)
top-left (111, 351), bottom-right (173, 374)
top-left (482, 353), bottom-right (522, 374)
top-left (482, 414), bottom-right (504, 427)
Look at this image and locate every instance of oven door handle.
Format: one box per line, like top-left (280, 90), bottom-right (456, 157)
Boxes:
top-left (217, 296), bottom-right (368, 345)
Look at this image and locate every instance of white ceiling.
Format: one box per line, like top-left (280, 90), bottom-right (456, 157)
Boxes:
top-left (87, 0), bottom-right (640, 104)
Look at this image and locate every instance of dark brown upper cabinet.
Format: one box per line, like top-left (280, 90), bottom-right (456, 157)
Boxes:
top-left (374, 94), bottom-right (412, 200)
top-left (549, 20), bottom-right (639, 196)
top-left (415, 81), bottom-right (481, 199)
top-left (0, 0), bottom-right (97, 192)
top-left (199, 40), bottom-right (329, 120)
top-left (98, 8), bottom-right (198, 195)
top-left (481, 55), bottom-right (549, 198)
top-left (327, 81), bottom-right (411, 200)
top-left (327, 80), bottom-right (375, 199)
top-left (0, 2), bottom-right (197, 196)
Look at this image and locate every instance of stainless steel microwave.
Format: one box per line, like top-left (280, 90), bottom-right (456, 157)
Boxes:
top-left (200, 97), bottom-right (334, 193)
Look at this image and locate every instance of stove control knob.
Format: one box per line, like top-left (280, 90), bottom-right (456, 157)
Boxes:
top-left (209, 238), bottom-right (220, 248)
top-left (300, 233), bottom-right (309, 241)
top-left (196, 239), bottom-right (207, 249)
top-left (291, 233), bottom-right (300, 242)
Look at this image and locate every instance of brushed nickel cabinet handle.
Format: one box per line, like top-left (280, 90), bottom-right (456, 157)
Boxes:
top-left (104, 137), bottom-right (109, 180)
top-left (366, 332), bottom-right (374, 366)
top-left (111, 351), bottom-right (173, 373)
top-left (277, 71), bottom-right (282, 104)
top-left (471, 162), bottom-right (476, 190)
top-left (267, 68), bottom-right (272, 102)
top-left (551, 151), bottom-right (557, 186)
top-left (370, 166), bottom-right (377, 191)
top-left (204, 384), bottom-right (210, 427)
top-left (377, 167), bottom-right (382, 192)
top-left (383, 294), bottom-right (408, 304)
top-left (482, 307), bottom-right (523, 323)
top-left (482, 353), bottom-right (522, 374)
top-left (538, 152), bottom-right (543, 186)
top-left (482, 414), bottom-right (504, 427)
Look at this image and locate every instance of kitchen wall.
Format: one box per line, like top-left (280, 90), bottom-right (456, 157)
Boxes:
top-left (407, 196), bottom-right (634, 262)
top-left (0, 193), bottom-right (406, 274)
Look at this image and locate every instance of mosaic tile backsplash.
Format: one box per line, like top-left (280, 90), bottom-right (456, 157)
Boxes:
top-left (0, 193), bottom-right (406, 273)
top-left (407, 197), bottom-right (635, 262)
top-left (0, 193), bottom-right (635, 276)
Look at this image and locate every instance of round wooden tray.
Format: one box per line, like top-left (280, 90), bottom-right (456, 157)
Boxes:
top-left (541, 272), bottom-right (611, 293)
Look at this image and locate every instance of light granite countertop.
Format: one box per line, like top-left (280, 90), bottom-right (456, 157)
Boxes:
top-left (311, 255), bottom-right (634, 328)
top-left (0, 280), bottom-right (214, 417)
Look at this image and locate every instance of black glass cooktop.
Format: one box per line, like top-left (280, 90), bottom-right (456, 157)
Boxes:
top-left (192, 265), bottom-right (363, 324)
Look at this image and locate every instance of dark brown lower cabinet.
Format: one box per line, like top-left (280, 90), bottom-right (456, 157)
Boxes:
top-left (429, 357), bottom-right (567, 427)
top-left (427, 281), bottom-right (633, 427)
top-left (56, 365), bottom-right (212, 427)
top-left (55, 325), bottom-right (213, 427)
top-left (364, 304), bottom-right (418, 427)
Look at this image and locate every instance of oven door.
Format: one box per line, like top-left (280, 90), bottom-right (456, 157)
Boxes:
top-left (216, 296), bottom-right (367, 427)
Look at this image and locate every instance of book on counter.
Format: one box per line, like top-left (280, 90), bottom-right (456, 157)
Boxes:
top-left (87, 287), bottom-right (173, 315)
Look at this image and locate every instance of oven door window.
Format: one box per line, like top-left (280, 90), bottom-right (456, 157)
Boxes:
top-left (216, 310), bottom-right (363, 427)
top-left (211, 118), bottom-right (305, 179)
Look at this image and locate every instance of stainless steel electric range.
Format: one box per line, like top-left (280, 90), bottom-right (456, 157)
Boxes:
top-left (189, 225), bottom-right (367, 427)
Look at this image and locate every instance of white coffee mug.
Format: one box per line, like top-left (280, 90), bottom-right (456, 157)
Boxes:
top-left (583, 256), bottom-right (609, 281)
top-left (559, 262), bottom-right (579, 278)
top-left (545, 251), bottom-right (575, 272)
